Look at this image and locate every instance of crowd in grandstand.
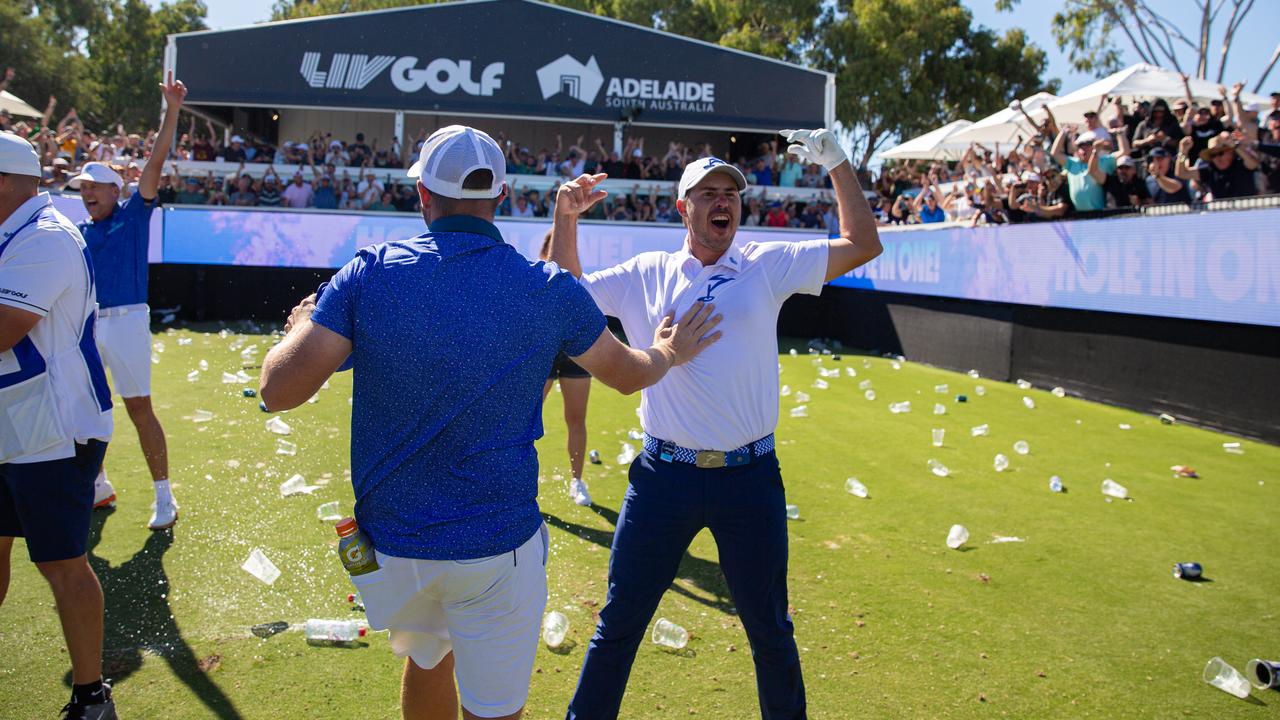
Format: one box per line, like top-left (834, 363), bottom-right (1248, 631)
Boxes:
top-left (2, 66), bottom-right (1278, 229)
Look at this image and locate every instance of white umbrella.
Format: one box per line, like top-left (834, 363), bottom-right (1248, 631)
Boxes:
top-left (0, 91), bottom-right (42, 119)
top-left (879, 120), bottom-right (974, 161)
top-left (946, 92), bottom-right (1058, 146)
top-left (1048, 63), bottom-right (1269, 123)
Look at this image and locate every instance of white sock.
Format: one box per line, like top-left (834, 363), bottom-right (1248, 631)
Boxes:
top-left (153, 479), bottom-right (173, 504)
top-left (96, 469), bottom-right (108, 486)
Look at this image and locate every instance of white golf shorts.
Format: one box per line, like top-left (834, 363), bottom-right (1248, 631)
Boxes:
top-left (351, 523), bottom-right (549, 717)
top-left (95, 304), bottom-right (152, 398)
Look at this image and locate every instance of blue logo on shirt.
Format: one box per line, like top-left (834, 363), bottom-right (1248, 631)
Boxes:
top-left (698, 274), bottom-right (734, 301)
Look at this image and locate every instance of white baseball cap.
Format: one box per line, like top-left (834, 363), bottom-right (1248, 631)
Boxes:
top-left (407, 124), bottom-right (506, 200)
top-left (677, 157), bottom-right (747, 200)
top-left (68, 161), bottom-right (124, 189)
top-left (0, 131), bottom-right (42, 177)
top-left (1116, 155), bottom-right (1135, 168)
top-left (231, 135), bottom-right (245, 144)
top-left (1020, 171), bottom-right (1042, 183)
top-left (1076, 130), bottom-right (1099, 145)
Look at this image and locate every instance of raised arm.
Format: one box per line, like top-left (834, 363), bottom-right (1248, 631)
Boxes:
top-left (549, 172), bottom-right (609, 278)
top-left (1086, 146), bottom-right (1105, 185)
top-left (1050, 128), bottom-right (1069, 166)
top-left (780, 129), bottom-right (881, 280)
top-left (1174, 136), bottom-right (1200, 182)
top-left (0, 68), bottom-right (12, 95)
top-left (140, 72), bottom-right (186, 201)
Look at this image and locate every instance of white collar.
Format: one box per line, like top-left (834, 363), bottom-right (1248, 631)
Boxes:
top-left (0, 193), bottom-right (52, 239)
top-left (675, 238), bottom-right (744, 273)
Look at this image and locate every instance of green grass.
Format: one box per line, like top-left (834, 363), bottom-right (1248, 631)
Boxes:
top-left (2, 325), bottom-right (1278, 719)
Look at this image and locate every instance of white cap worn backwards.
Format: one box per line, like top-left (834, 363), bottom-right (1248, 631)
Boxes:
top-left (67, 161), bottom-right (124, 190)
top-left (677, 157), bottom-right (747, 200)
top-left (408, 125), bottom-right (506, 200)
top-left (0, 131), bottom-right (42, 177)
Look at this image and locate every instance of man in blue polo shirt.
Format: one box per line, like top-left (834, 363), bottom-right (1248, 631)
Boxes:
top-left (259, 125), bottom-right (721, 720)
top-left (72, 73), bottom-right (186, 530)
top-left (551, 129), bottom-right (883, 720)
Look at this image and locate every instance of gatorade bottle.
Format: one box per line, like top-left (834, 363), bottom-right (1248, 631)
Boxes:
top-left (335, 517), bottom-right (379, 576)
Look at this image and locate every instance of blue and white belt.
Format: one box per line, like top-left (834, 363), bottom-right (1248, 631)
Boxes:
top-left (642, 433), bottom-right (775, 469)
top-left (97, 303), bottom-right (148, 318)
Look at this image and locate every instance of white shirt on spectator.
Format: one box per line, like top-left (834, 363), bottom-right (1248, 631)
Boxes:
top-left (580, 238), bottom-right (829, 450)
top-left (281, 181), bottom-right (313, 208)
top-left (0, 193), bottom-right (113, 463)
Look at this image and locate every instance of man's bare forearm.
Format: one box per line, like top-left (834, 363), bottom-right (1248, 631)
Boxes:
top-left (549, 213), bottom-right (584, 278)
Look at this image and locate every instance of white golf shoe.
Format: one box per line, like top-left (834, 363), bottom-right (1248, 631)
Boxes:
top-left (568, 478), bottom-right (592, 507)
top-left (148, 498), bottom-right (179, 530)
top-left (92, 473), bottom-right (116, 509)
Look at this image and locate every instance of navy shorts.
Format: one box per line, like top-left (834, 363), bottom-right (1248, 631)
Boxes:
top-left (0, 440), bottom-right (108, 563)
top-left (548, 351), bottom-right (590, 380)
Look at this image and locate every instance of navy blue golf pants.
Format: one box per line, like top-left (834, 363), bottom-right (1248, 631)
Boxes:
top-left (566, 448), bottom-right (806, 719)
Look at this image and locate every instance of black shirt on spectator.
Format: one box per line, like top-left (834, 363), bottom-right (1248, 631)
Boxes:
top-left (1195, 156), bottom-right (1257, 199)
top-left (1145, 174), bottom-right (1191, 204)
top-left (1104, 173), bottom-right (1150, 208)
top-left (222, 146), bottom-right (246, 162)
top-left (1188, 118), bottom-right (1225, 158)
top-left (1256, 141), bottom-right (1280, 194)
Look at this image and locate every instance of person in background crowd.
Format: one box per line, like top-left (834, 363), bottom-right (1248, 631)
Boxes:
top-left (1256, 111), bottom-right (1280, 193)
top-left (257, 169), bottom-right (282, 207)
top-left (1051, 128), bottom-right (1115, 213)
top-left (1133, 99), bottom-right (1182, 156)
top-left (1176, 132), bottom-right (1259, 200)
top-left (1104, 155), bottom-right (1151, 208)
top-left (1185, 104), bottom-right (1225, 158)
top-left (72, 73), bottom-right (186, 532)
top-left (1144, 147), bottom-right (1191, 204)
top-left (281, 171), bottom-right (313, 208)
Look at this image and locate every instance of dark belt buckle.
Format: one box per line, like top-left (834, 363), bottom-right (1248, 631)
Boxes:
top-left (695, 451), bottom-right (726, 468)
top-left (659, 441), bottom-right (676, 463)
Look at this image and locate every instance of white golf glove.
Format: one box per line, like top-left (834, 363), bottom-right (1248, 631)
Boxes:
top-left (779, 128), bottom-right (848, 171)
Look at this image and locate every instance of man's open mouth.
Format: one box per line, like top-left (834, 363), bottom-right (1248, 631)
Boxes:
top-left (710, 213), bottom-right (731, 229)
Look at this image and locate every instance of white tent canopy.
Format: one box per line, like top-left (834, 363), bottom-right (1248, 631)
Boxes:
top-left (0, 91), bottom-right (42, 120)
top-left (879, 120), bottom-right (974, 161)
top-left (946, 92), bottom-right (1058, 147)
top-left (1047, 63), bottom-right (1269, 123)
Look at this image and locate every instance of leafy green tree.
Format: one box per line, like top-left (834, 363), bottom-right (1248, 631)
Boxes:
top-left (0, 1), bottom-right (104, 123)
top-left (813, 0), bottom-right (1056, 165)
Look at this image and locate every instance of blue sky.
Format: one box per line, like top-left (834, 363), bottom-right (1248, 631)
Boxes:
top-left (187, 0), bottom-right (1278, 93)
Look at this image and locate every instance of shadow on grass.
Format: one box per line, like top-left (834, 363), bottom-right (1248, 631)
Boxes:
top-left (75, 508), bottom-right (242, 719)
top-left (543, 504), bottom-right (736, 615)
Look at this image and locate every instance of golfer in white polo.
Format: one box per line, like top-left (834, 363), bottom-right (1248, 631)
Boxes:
top-left (551, 129), bottom-right (882, 720)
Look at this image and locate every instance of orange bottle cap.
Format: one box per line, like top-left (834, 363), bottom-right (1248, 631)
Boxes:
top-left (335, 517), bottom-right (358, 537)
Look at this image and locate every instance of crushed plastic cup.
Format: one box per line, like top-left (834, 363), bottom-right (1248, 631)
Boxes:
top-left (789, 348), bottom-right (798, 357)
top-left (975, 385), bottom-right (986, 396)
top-left (153, 341), bottom-right (165, 353)
top-left (221, 371), bottom-right (238, 384)
top-left (192, 409), bottom-right (214, 423)
top-left (1013, 440), bottom-right (1030, 455)
top-left (542, 611), bottom-right (569, 648)
top-left (789, 406), bottom-right (809, 418)
top-left (652, 618), bottom-right (689, 649)
top-left (858, 379), bottom-right (872, 390)
top-left (177, 337), bottom-right (192, 346)
top-left (934, 384), bottom-right (949, 394)
top-left (275, 439), bottom-right (298, 456)
top-left (928, 459), bottom-right (950, 477)
top-left (1203, 657), bottom-right (1252, 699)
top-left (151, 353), bottom-right (160, 365)
top-left (316, 501), bottom-right (342, 522)
top-left (242, 548), bottom-right (281, 585)
top-left (1159, 413), bottom-right (1176, 424)
top-left (616, 442), bottom-right (638, 465)
top-left (236, 369), bottom-right (252, 384)
top-left (1118, 423), bottom-right (1132, 430)
top-left (186, 370), bottom-right (200, 382)
top-left (889, 401), bottom-right (911, 414)
top-left (931, 428), bottom-right (945, 447)
top-left (780, 385), bottom-right (791, 397)
top-left (627, 429), bottom-right (643, 440)
top-left (844, 478), bottom-right (868, 498)
top-left (967, 369), bottom-right (980, 379)
top-left (863, 390), bottom-right (876, 401)
top-left (1049, 476), bottom-right (1064, 493)
top-left (933, 403), bottom-right (946, 415)
top-left (813, 378), bottom-right (829, 390)
top-left (1101, 479), bottom-right (1128, 500)
top-left (1223, 442), bottom-right (1244, 455)
top-left (198, 359), bottom-right (209, 371)
top-left (844, 367), bottom-right (856, 378)
top-left (785, 504), bottom-right (800, 520)
top-left (265, 417), bottom-right (292, 435)
top-left (993, 454), bottom-right (1010, 472)
top-left (279, 474), bottom-right (318, 497)
top-left (971, 423), bottom-right (989, 437)
top-left (891, 361), bottom-right (901, 370)
top-left (1016, 379), bottom-right (1032, 390)
top-left (946, 524), bottom-right (969, 549)
top-left (1051, 386), bottom-right (1066, 398)
top-left (1022, 396), bottom-right (1036, 409)
top-left (795, 391), bottom-right (811, 403)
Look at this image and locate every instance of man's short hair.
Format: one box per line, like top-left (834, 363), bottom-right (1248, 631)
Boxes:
top-left (428, 169), bottom-right (501, 215)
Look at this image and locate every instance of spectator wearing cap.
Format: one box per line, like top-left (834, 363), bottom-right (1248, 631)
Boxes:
top-left (1104, 155), bottom-right (1151, 208)
top-left (229, 172), bottom-right (257, 206)
top-left (1051, 127), bottom-right (1116, 213)
top-left (257, 169), bottom-right (283, 207)
top-left (221, 134), bottom-right (246, 163)
top-left (348, 132), bottom-right (371, 167)
top-left (325, 140), bottom-right (348, 167)
top-left (1082, 110), bottom-right (1114, 146)
top-left (73, 73), bottom-right (188, 532)
top-left (510, 192), bottom-right (535, 218)
top-left (1144, 147), bottom-right (1191, 204)
top-left (913, 181), bottom-right (947, 224)
top-left (0, 130), bottom-right (117, 720)
top-left (260, 124), bottom-right (713, 720)
top-left (1256, 111), bottom-right (1280, 193)
top-left (1177, 132), bottom-right (1259, 199)
top-left (552, 128), bottom-right (881, 720)
top-left (44, 156), bottom-right (70, 190)
top-left (1184, 104), bottom-right (1225, 159)
top-left (175, 173), bottom-right (208, 205)
top-left (312, 174), bottom-right (337, 209)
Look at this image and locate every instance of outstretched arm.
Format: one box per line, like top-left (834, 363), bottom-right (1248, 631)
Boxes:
top-left (140, 71), bottom-right (187, 201)
top-left (550, 173), bottom-right (609, 278)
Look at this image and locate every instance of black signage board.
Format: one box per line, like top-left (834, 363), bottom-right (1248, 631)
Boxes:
top-left (171, 0), bottom-right (831, 132)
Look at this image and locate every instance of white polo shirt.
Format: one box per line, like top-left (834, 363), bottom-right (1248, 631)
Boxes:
top-left (0, 193), bottom-right (113, 463)
top-left (582, 237), bottom-right (829, 451)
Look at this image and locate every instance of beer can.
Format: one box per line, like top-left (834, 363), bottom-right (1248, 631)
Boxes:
top-left (243, 388), bottom-right (257, 397)
top-left (1173, 562), bottom-right (1202, 579)
top-left (589, 450), bottom-right (601, 464)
